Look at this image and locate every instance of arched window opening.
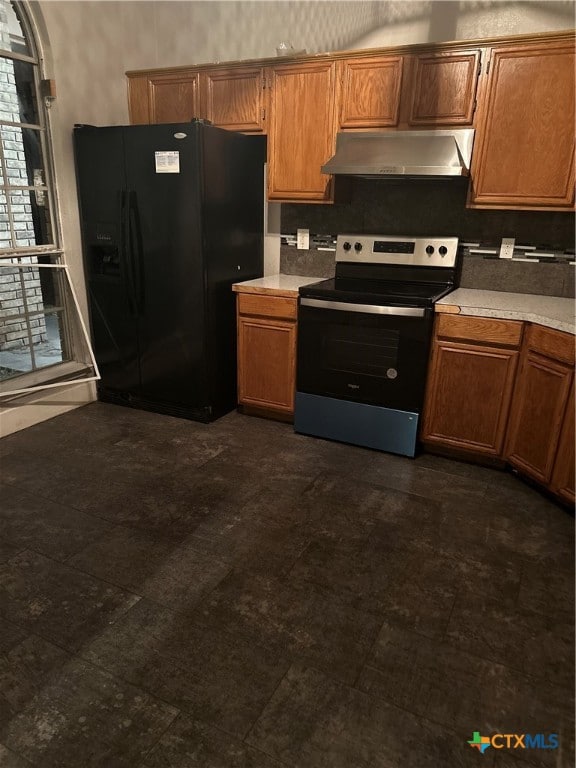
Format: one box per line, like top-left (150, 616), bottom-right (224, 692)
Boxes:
top-left (0, 1), bottom-right (97, 398)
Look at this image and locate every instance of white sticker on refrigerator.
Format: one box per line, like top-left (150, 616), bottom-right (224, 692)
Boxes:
top-left (155, 151), bottom-right (180, 173)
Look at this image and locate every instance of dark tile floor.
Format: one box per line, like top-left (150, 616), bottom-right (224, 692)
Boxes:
top-left (0, 402), bottom-right (573, 768)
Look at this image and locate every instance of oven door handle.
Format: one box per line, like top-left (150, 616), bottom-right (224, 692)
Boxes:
top-left (300, 298), bottom-right (426, 317)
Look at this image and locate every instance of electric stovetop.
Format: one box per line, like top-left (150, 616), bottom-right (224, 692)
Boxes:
top-left (299, 276), bottom-right (455, 307)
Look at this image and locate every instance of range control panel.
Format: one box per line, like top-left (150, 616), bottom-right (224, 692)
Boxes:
top-left (335, 234), bottom-right (459, 268)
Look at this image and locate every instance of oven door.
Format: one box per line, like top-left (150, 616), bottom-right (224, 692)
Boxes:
top-left (297, 297), bottom-right (433, 412)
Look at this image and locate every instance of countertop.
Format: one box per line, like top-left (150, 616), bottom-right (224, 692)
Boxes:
top-left (436, 288), bottom-right (575, 334)
top-left (232, 274), bottom-right (319, 298)
top-left (232, 280), bottom-right (575, 334)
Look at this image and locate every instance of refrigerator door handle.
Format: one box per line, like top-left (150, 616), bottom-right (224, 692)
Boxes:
top-left (121, 189), bottom-right (137, 316)
top-left (128, 190), bottom-right (145, 316)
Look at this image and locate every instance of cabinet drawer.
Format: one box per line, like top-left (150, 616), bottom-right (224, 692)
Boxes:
top-left (436, 314), bottom-right (523, 347)
top-left (238, 293), bottom-right (297, 320)
top-left (525, 324), bottom-right (574, 365)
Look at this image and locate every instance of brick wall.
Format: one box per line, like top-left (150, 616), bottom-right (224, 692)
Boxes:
top-left (0, 261), bottom-right (46, 348)
top-left (0, 2), bottom-right (46, 350)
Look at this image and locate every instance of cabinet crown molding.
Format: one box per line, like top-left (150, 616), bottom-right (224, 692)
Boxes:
top-left (126, 29), bottom-right (575, 78)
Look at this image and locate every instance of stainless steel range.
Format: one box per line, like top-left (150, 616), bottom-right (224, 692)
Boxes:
top-left (295, 234), bottom-right (459, 457)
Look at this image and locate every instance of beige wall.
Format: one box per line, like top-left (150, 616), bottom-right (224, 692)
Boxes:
top-left (353, 1), bottom-right (575, 48)
top-left (2, 0), bottom-right (574, 435)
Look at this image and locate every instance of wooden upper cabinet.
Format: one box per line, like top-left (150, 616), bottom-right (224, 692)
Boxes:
top-left (267, 60), bottom-right (338, 202)
top-left (148, 71), bottom-right (201, 124)
top-left (338, 55), bottom-right (403, 129)
top-left (408, 50), bottom-right (481, 126)
top-left (127, 71), bottom-right (202, 124)
top-left (126, 31), bottom-right (574, 206)
top-left (127, 75), bottom-right (149, 124)
top-left (470, 38), bottom-right (575, 209)
top-left (201, 66), bottom-right (265, 133)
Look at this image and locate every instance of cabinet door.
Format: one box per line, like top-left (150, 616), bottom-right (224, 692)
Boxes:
top-left (408, 50), bottom-right (481, 126)
top-left (422, 340), bottom-right (519, 456)
top-left (148, 72), bottom-right (201, 124)
top-left (550, 380), bottom-right (575, 505)
top-left (338, 55), bottom-right (403, 129)
top-left (237, 315), bottom-right (296, 414)
top-left (202, 66), bottom-right (265, 132)
top-left (505, 351), bottom-right (573, 484)
top-left (267, 60), bottom-right (337, 202)
top-left (127, 75), bottom-right (150, 124)
top-left (471, 39), bottom-right (575, 208)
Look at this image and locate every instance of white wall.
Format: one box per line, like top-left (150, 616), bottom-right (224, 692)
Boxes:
top-left (2, 0), bottom-right (573, 435)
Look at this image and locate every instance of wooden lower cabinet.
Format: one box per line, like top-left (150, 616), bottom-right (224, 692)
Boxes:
top-left (236, 292), bottom-right (297, 418)
top-left (550, 380), bottom-right (575, 505)
top-left (505, 326), bottom-right (574, 487)
top-left (422, 315), bottom-right (520, 456)
top-left (422, 341), bottom-right (518, 456)
top-left (424, 314), bottom-right (575, 503)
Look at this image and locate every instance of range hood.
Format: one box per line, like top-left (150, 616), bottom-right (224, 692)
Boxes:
top-left (321, 128), bottom-right (474, 178)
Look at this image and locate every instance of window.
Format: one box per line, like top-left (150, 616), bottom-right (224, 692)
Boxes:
top-left (0, 0), bottom-right (97, 396)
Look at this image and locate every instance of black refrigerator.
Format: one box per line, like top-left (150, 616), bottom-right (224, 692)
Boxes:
top-left (74, 120), bottom-right (266, 422)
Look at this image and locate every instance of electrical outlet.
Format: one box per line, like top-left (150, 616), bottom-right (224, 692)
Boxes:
top-left (499, 237), bottom-right (515, 259)
top-left (297, 228), bottom-right (309, 250)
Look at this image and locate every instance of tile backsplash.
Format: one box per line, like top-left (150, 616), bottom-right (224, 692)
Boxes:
top-left (280, 245), bottom-right (337, 278)
top-left (458, 254), bottom-right (574, 298)
top-left (280, 178), bottom-right (576, 297)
